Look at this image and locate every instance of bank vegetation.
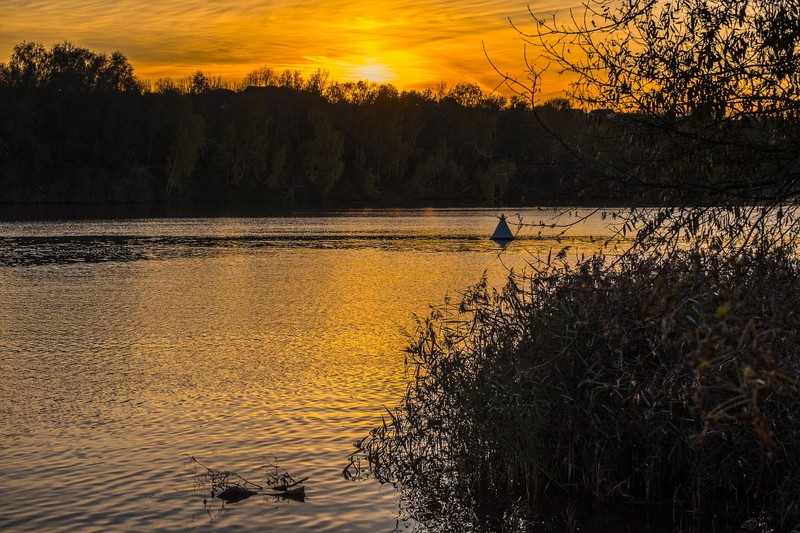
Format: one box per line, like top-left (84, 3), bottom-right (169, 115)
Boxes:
top-left (347, 1), bottom-right (800, 531)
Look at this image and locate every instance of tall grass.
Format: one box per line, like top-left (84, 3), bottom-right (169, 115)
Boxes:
top-left (346, 246), bottom-right (800, 531)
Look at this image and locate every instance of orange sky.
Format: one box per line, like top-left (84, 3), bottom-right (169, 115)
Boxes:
top-left (1, 0), bottom-right (579, 96)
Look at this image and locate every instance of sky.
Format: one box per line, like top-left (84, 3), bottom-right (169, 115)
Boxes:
top-left (1, 0), bottom-right (579, 95)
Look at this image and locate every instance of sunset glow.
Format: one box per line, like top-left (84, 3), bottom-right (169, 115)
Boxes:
top-left (1, 0), bottom-right (579, 94)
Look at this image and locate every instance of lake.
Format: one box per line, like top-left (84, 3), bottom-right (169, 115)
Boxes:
top-left (0, 207), bottom-right (617, 532)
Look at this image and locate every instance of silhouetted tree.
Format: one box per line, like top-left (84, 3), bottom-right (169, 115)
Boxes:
top-left (277, 69), bottom-right (304, 91)
top-left (165, 97), bottom-right (205, 197)
top-left (183, 71), bottom-right (226, 94)
top-left (512, 0), bottom-right (800, 252)
top-left (304, 69), bottom-right (329, 96)
top-left (446, 83), bottom-right (484, 108)
top-left (298, 109), bottom-right (344, 196)
top-left (0, 40), bottom-right (622, 205)
top-left (0, 42), bottom-right (48, 88)
top-left (242, 66), bottom-right (276, 87)
top-left (0, 41), bottom-right (141, 93)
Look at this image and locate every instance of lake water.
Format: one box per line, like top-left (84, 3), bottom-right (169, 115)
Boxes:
top-left (0, 207), bottom-right (617, 532)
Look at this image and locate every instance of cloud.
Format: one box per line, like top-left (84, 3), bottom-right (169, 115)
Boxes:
top-left (1, 0), bottom-right (580, 92)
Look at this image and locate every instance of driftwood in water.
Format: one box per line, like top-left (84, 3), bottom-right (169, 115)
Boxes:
top-left (189, 455), bottom-right (308, 504)
top-left (267, 473), bottom-right (309, 500)
top-left (217, 485), bottom-right (259, 503)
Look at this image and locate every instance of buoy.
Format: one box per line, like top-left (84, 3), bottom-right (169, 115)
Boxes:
top-left (490, 214), bottom-right (514, 241)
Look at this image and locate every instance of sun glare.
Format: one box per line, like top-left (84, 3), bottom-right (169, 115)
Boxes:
top-left (0, 0), bottom-right (574, 93)
top-left (352, 59), bottom-right (396, 83)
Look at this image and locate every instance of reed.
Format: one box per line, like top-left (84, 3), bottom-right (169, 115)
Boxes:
top-left (347, 246), bottom-right (800, 531)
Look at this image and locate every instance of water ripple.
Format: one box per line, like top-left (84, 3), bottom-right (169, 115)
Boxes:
top-left (0, 211), bottom-right (617, 532)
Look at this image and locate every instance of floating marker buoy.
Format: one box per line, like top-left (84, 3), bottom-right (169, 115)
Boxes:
top-left (490, 214), bottom-right (514, 241)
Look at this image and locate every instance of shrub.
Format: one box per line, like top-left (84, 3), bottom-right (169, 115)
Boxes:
top-left (347, 247), bottom-right (800, 531)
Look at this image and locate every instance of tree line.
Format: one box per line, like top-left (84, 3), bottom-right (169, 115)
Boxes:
top-left (2, 39), bottom-right (793, 207)
top-left (0, 41), bottom-right (654, 206)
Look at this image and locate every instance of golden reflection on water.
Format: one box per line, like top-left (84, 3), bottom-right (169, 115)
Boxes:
top-left (0, 209), bottom-right (622, 532)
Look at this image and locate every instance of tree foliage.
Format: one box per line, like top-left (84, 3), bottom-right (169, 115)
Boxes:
top-left (349, 245), bottom-right (800, 531)
top-left (507, 0), bottom-right (800, 255)
top-left (0, 41), bottom-right (585, 205)
top-left (0, 41), bottom-right (142, 93)
top-left (347, 3), bottom-right (800, 531)
top-left (527, 0), bottom-right (800, 120)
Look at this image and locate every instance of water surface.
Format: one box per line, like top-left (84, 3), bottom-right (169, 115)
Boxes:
top-left (0, 207), bottom-right (616, 532)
